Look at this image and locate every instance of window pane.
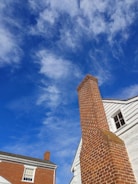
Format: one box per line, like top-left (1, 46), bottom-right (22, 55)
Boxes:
top-left (114, 116), bottom-right (118, 122)
top-left (120, 119), bottom-right (125, 126)
top-left (24, 177), bottom-right (32, 181)
top-left (116, 122), bottom-right (120, 129)
top-left (118, 112), bottom-right (122, 118)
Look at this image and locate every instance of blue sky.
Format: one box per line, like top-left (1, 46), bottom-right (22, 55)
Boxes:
top-left (0, 0), bottom-right (138, 183)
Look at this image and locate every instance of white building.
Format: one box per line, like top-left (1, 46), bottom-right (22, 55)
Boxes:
top-left (70, 96), bottom-right (138, 184)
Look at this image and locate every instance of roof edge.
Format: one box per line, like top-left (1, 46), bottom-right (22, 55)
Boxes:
top-left (103, 95), bottom-right (138, 104)
top-left (0, 151), bottom-right (56, 169)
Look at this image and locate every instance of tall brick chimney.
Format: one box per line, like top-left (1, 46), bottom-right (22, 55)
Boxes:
top-left (77, 75), bottom-right (136, 184)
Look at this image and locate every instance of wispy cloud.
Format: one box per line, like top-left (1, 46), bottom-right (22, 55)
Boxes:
top-left (89, 48), bottom-right (112, 85)
top-left (37, 85), bottom-right (62, 108)
top-left (0, 1), bottom-right (23, 67)
top-left (36, 49), bottom-right (82, 80)
top-left (116, 84), bottom-right (138, 99)
top-left (29, 0), bottom-right (137, 46)
top-left (80, 0), bottom-right (137, 40)
top-left (35, 49), bottom-right (82, 111)
top-left (28, 0), bottom-right (138, 84)
top-left (0, 26), bottom-right (22, 66)
top-left (29, 0), bottom-right (79, 17)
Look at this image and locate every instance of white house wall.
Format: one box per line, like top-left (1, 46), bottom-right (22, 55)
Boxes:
top-left (122, 100), bottom-right (138, 124)
top-left (70, 140), bottom-right (82, 184)
top-left (118, 123), bottom-right (138, 183)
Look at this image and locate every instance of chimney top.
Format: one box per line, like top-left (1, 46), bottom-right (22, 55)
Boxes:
top-left (77, 74), bottom-right (98, 91)
top-left (44, 151), bottom-right (50, 161)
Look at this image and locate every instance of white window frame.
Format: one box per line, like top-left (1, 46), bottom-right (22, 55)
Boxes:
top-left (22, 165), bottom-right (36, 183)
top-left (112, 110), bottom-right (126, 130)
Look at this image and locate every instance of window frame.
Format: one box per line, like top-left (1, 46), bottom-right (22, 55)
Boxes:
top-left (22, 165), bottom-right (36, 183)
top-left (112, 110), bottom-right (126, 130)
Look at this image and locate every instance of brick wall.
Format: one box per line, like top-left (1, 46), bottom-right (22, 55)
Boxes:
top-left (0, 161), bottom-right (54, 184)
top-left (77, 75), bottom-right (136, 184)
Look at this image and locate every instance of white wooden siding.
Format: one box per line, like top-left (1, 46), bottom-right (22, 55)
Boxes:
top-left (70, 140), bottom-right (82, 184)
top-left (119, 124), bottom-right (138, 182)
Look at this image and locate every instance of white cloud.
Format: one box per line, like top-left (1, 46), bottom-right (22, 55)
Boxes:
top-left (30, 8), bottom-right (58, 36)
top-left (50, 0), bottom-right (79, 16)
top-left (80, 0), bottom-right (108, 22)
top-left (39, 9), bottom-right (58, 25)
top-left (37, 85), bottom-right (62, 108)
top-left (117, 85), bottom-right (138, 99)
top-left (0, 26), bottom-right (22, 66)
top-left (36, 50), bottom-right (81, 80)
top-left (107, 1), bottom-right (136, 41)
top-left (0, 1), bottom-right (22, 67)
top-left (36, 49), bottom-right (82, 119)
top-left (39, 53), bottom-right (70, 79)
top-left (29, 0), bottom-right (78, 36)
top-left (29, 0), bottom-right (137, 47)
top-left (29, 0), bottom-right (79, 17)
top-left (59, 29), bottom-right (78, 50)
top-left (28, 0), bottom-right (49, 12)
top-left (79, 0), bottom-right (137, 42)
top-left (89, 48), bottom-right (113, 85)
top-left (95, 68), bottom-right (112, 86)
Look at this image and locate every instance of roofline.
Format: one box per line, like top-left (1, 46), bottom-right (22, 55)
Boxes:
top-left (102, 95), bottom-right (138, 104)
top-left (0, 151), bottom-right (57, 170)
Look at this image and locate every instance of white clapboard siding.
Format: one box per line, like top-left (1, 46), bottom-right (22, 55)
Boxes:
top-left (71, 140), bottom-right (82, 172)
top-left (119, 124), bottom-right (138, 182)
top-left (70, 140), bottom-right (82, 184)
top-left (122, 101), bottom-right (138, 123)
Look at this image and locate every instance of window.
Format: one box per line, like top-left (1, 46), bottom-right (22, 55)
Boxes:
top-left (22, 166), bottom-right (36, 182)
top-left (113, 111), bottom-right (125, 129)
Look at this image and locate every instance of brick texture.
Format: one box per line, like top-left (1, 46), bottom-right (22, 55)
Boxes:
top-left (77, 75), bottom-right (136, 184)
top-left (0, 161), bottom-right (55, 184)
